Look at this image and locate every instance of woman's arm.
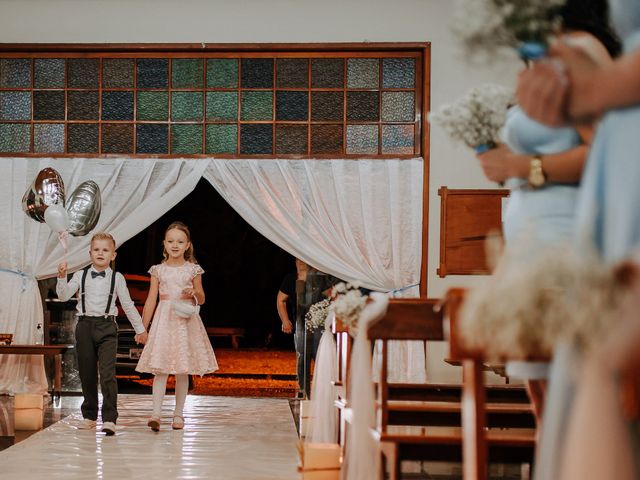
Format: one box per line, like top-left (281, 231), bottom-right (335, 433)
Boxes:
top-left (477, 144), bottom-right (588, 184)
top-left (141, 276), bottom-right (159, 330)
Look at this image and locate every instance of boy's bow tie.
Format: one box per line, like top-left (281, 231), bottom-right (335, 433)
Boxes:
top-left (91, 270), bottom-right (106, 279)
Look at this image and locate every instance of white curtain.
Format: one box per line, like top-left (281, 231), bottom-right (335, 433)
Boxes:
top-left (204, 158), bottom-right (426, 382)
top-left (204, 158), bottom-right (423, 293)
top-left (0, 158), bottom-right (208, 394)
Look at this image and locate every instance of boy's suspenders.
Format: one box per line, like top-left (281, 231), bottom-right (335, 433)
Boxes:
top-left (80, 267), bottom-right (117, 317)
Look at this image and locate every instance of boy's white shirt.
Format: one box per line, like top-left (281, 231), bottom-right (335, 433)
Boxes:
top-left (56, 266), bottom-right (145, 334)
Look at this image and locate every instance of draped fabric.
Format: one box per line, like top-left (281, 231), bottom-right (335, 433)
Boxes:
top-left (204, 158), bottom-right (423, 293)
top-left (0, 158), bottom-right (208, 394)
top-left (1, 156), bottom-right (425, 393)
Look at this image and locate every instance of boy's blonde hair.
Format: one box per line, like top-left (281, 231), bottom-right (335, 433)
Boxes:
top-left (90, 232), bottom-right (116, 249)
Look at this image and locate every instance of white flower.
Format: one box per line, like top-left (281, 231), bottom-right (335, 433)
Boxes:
top-left (305, 299), bottom-right (331, 331)
top-left (331, 283), bottom-right (368, 336)
top-left (429, 84), bottom-right (513, 150)
top-left (453, 0), bottom-right (565, 61)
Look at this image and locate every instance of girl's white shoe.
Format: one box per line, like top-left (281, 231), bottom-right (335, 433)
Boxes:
top-left (172, 416), bottom-right (184, 430)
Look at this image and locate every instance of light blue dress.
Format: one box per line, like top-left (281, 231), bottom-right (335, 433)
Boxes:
top-left (536, 5), bottom-right (640, 478)
top-left (575, 0), bottom-right (640, 263)
top-left (501, 106), bottom-right (582, 245)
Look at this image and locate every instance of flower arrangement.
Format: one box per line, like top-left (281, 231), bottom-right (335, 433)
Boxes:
top-left (429, 84), bottom-right (513, 153)
top-left (453, 0), bottom-right (566, 60)
top-left (459, 244), bottom-right (626, 360)
top-left (330, 282), bottom-right (368, 336)
top-left (305, 298), bottom-right (331, 331)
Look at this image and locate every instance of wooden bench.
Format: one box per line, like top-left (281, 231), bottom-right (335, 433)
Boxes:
top-left (444, 288), bottom-right (539, 480)
top-left (368, 297), bottom-right (535, 480)
top-left (205, 327), bottom-right (245, 349)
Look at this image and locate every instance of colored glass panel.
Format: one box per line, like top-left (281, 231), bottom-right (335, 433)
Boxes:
top-left (172, 92), bottom-right (203, 122)
top-left (103, 59), bottom-right (134, 88)
top-left (206, 91), bottom-right (238, 121)
top-left (137, 91), bottom-right (169, 121)
top-left (172, 59), bottom-right (203, 89)
top-left (171, 124), bottom-right (202, 154)
top-left (0, 59), bottom-right (31, 88)
top-left (241, 91), bottom-right (272, 121)
top-left (206, 124), bottom-right (237, 154)
top-left (381, 91), bottom-right (414, 122)
top-left (346, 124), bottom-right (378, 154)
top-left (33, 91), bottom-right (64, 120)
top-left (240, 124), bottom-right (272, 154)
top-left (276, 124), bottom-right (307, 154)
top-left (102, 123), bottom-right (133, 153)
top-left (137, 59), bottom-right (169, 89)
top-left (346, 91), bottom-right (379, 122)
top-left (347, 58), bottom-right (379, 89)
top-left (382, 58), bottom-right (415, 88)
top-left (34, 59), bottom-right (65, 88)
top-left (0, 92), bottom-right (31, 121)
top-left (136, 124), bottom-right (168, 154)
top-left (102, 91), bottom-right (134, 121)
top-left (206, 59), bottom-right (238, 88)
top-left (382, 124), bottom-right (414, 154)
top-left (311, 91), bottom-right (343, 121)
top-left (311, 59), bottom-right (343, 88)
top-left (241, 59), bottom-right (273, 89)
top-left (68, 59), bottom-right (99, 88)
top-left (276, 91), bottom-right (308, 121)
top-left (0, 123), bottom-right (30, 153)
top-left (276, 59), bottom-right (308, 88)
top-left (68, 91), bottom-right (99, 120)
top-left (34, 123), bottom-right (65, 153)
top-left (68, 123), bottom-right (99, 153)
top-left (310, 124), bottom-right (342, 154)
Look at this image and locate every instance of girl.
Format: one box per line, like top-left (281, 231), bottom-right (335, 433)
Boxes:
top-left (136, 221), bottom-right (218, 431)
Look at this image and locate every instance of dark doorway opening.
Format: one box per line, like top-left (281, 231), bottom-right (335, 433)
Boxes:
top-left (116, 178), bottom-right (295, 350)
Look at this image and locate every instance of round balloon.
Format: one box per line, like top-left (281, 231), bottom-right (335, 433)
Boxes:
top-left (21, 168), bottom-right (65, 222)
top-left (66, 181), bottom-right (102, 237)
top-left (44, 204), bottom-right (70, 234)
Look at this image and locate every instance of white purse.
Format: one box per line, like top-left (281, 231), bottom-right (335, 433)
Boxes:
top-left (172, 297), bottom-right (200, 318)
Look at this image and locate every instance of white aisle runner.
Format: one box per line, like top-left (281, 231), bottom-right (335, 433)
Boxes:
top-left (0, 394), bottom-right (299, 479)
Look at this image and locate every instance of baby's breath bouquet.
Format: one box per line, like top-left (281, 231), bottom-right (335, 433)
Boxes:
top-left (459, 244), bottom-right (626, 361)
top-left (305, 298), bottom-right (331, 331)
top-left (454, 0), bottom-right (566, 60)
top-left (429, 84), bottom-right (513, 153)
top-left (330, 282), bottom-right (368, 336)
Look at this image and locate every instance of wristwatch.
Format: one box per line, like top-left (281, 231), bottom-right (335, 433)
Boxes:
top-left (528, 155), bottom-right (546, 188)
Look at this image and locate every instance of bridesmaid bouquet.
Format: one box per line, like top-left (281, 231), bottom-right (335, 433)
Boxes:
top-left (453, 0), bottom-right (565, 60)
top-left (305, 299), bottom-right (331, 331)
top-left (429, 84), bottom-right (513, 153)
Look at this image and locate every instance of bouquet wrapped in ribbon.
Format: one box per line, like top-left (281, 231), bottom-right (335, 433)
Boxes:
top-left (454, 0), bottom-right (566, 60)
top-left (429, 83), bottom-right (513, 153)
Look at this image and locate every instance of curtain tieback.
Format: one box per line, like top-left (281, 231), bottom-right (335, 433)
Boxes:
top-left (0, 268), bottom-right (36, 292)
top-left (388, 283), bottom-right (419, 296)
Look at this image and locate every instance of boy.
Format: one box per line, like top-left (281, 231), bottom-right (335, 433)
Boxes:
top-left (57, 232), bottom-right (147, 435)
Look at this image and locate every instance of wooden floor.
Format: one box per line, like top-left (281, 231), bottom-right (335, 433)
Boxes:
top-left (0, 394), bottom-right (299, 479)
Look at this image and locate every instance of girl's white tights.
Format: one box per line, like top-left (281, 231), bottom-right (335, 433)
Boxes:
top-left (152, 373), bottom-right (189, 418)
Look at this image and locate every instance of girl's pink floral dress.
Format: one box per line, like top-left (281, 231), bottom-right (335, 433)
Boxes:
top-left (136, 262), bottom-right (218, 376)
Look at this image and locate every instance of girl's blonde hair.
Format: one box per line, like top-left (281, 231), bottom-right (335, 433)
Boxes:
top-left (162, 221), bottom-right (197, 263)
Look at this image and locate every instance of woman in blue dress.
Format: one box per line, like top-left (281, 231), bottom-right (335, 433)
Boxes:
top-left (516, 1), bottom-right (640, 477)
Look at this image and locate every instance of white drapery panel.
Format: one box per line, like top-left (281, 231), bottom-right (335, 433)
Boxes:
top-left (204, 158), bottom-right (426, 382)
top-left (204, 158), bottom-right (423, 293)
top-left (0, 158), bottom-right (207, 394)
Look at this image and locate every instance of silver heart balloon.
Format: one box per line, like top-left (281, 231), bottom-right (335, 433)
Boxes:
top-left (66, 181), bottom-right (102, 237)
top-left (21, 167), bottom-right (65, 223)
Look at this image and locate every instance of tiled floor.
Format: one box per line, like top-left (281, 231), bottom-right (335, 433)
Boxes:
top-left (0, 394), bottom-right (299, 479)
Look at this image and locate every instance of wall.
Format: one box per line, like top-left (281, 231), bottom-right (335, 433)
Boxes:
top-left (0, 0), bottom-right (520, 381)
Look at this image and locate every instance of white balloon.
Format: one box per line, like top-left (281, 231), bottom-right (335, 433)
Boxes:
top-left (44, 204), bottom-right (70, 233)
